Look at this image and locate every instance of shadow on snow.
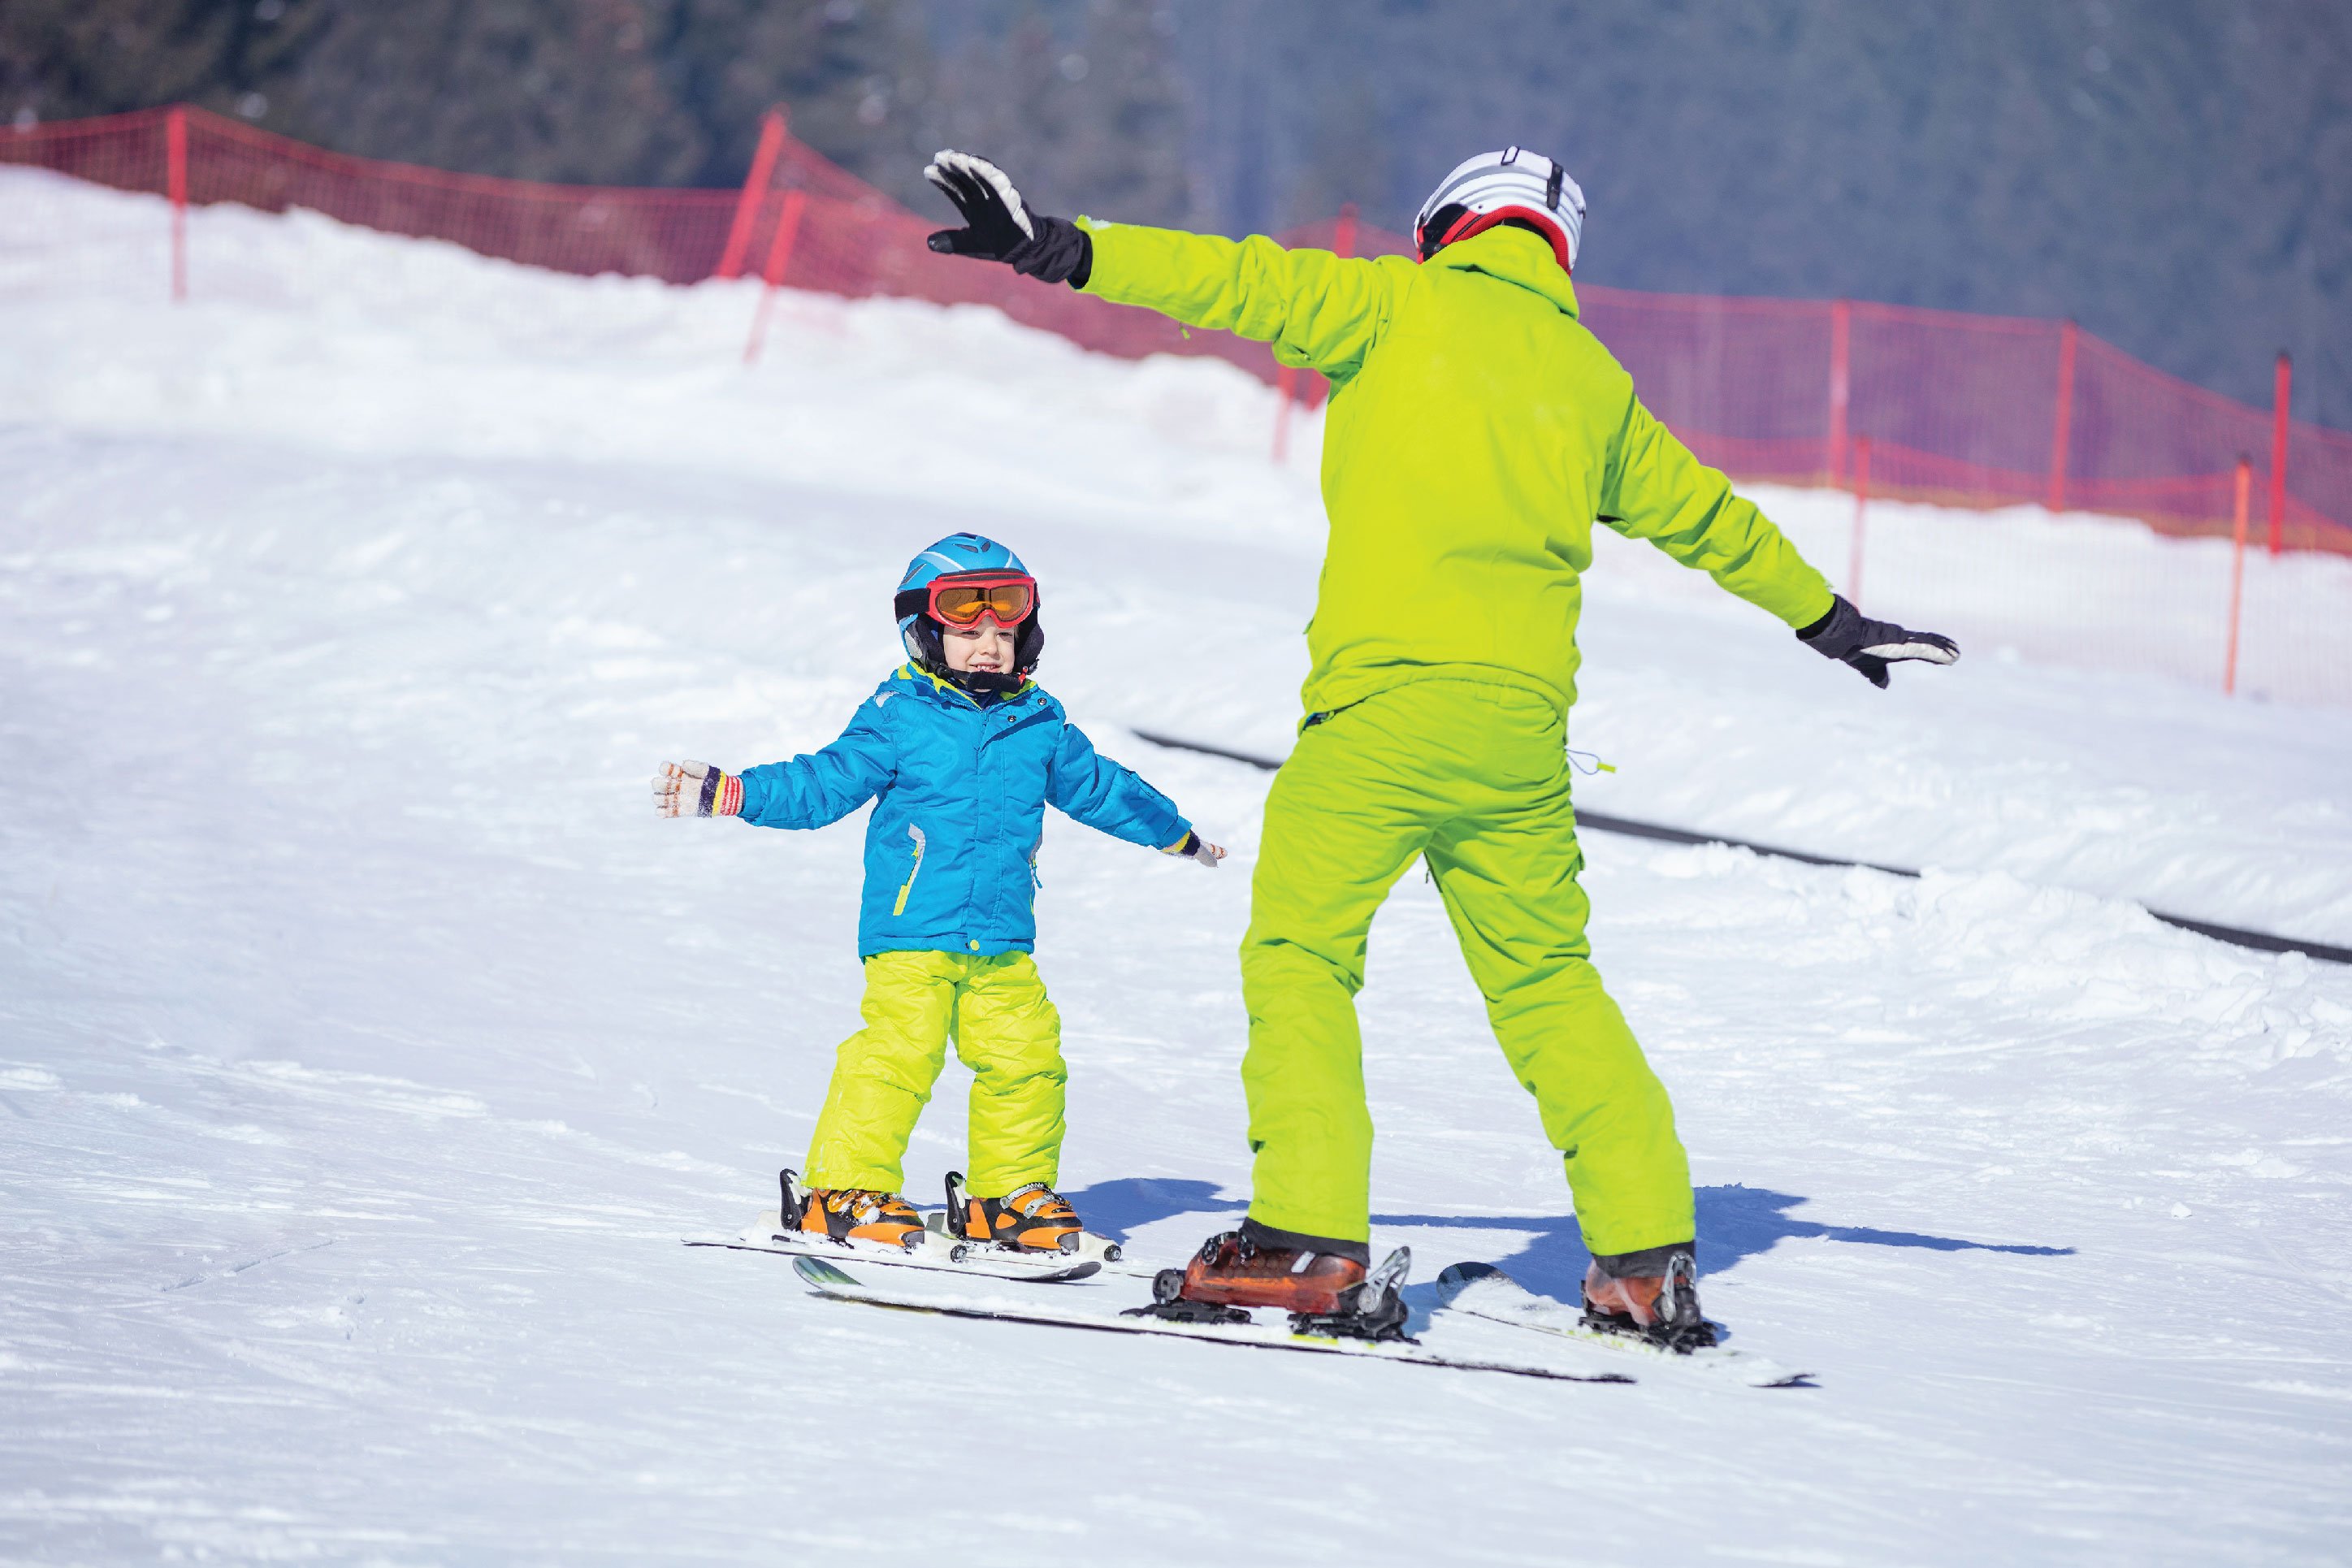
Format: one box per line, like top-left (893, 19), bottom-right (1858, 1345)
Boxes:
top-left (1065, 1176), bottom-right (2073, 1303)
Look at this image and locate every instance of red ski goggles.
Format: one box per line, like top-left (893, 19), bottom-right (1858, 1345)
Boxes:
top-left (921, 571), bottom-right (1037, 628)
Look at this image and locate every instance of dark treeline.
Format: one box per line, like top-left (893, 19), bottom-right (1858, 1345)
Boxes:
top-left (4, 1), bottom-right (2346, 428)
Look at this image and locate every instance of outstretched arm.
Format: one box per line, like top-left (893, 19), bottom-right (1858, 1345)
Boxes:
top-left (923, 149), bottom-right (1397, 379)
top-left (1599, 396), bottom-right (1836, 628)
top-left (1598, 396), bottom-right (1957, 686)
top-left (1082, 223), bottom-right (1397, 381)
top-left (652, 701), bottom-right (896, 828)
top-left (1047, 724), bottom-right (1222, 865)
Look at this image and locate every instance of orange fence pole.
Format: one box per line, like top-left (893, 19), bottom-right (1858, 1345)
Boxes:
top-left (2267, 352), bottom-right (2290, 556)
top-left (716, 109), bottom-right (786, 281)
top-left (1847, 435), bottom-right (1872, 604)
top-left (742, 188), bottom-right (807, 366)
top-left (2224, 456), bottom-right (2251, 694)
top-left (1826, 299), bottom-right (1851, 487)
top-left (2047, 319), bottom-right (2077, 511)
top-left (166, 105), bottom-right (188, 301)
top-left (1273, 204), bottom-right (1358, 463)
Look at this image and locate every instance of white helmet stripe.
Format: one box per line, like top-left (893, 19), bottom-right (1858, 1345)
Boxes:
top-left (1416, 148), bottom-right (1587, 269)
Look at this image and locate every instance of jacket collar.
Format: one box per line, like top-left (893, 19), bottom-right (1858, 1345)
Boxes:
top-left (1428, 225), bottom-right (1580, 319)
top-left (893, 665), bottom-right (1037, 710)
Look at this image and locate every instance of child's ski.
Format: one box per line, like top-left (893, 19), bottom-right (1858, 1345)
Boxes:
top-left (686, 1211), bottom-right (1102, 1284)
top-left (921, 1209), bottom-right (1137, 1273)
top-left (1432, 1263), bottom-right (1812, 1388)
top-left (790, 1254), bottom-right (1638, 1384)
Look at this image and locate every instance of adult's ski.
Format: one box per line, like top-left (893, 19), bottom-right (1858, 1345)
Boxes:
top-left (790, 1254), bottom-right (1638, 1385)
top-left (1433, 1263), bottom-right (1812, 1388)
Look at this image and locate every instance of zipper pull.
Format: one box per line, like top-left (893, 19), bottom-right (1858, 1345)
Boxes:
top-left (1566, 747), bottom-right (1616, 777)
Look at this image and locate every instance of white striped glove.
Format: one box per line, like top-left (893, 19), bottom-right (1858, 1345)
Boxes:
top-left (922, 151), bottom-right (1093, 286)
top-left (1797, 596), bottom-right (1959, 689)
top-left (652, 760), bottom-right (742, 820)
top-left (1167, 830), bottom-right (1226, 868)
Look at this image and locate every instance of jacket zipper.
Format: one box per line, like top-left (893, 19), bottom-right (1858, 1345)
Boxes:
top-left (891, 825), bottom-right (928, 916)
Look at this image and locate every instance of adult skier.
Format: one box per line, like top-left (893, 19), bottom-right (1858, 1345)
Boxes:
top-left (920, 147), bottom-right (1957, 1345)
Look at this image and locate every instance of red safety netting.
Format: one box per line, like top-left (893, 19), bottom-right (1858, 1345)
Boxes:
top-left (3, 104), bottom-right (741, 280)
top-left (1275, 216), bottom-right (2350, 553)
top-left (5, 102), bottom-right (2349, 564)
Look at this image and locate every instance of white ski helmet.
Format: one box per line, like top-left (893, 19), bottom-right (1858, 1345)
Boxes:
top-left (1413, 146), bottom-right (1587, 272)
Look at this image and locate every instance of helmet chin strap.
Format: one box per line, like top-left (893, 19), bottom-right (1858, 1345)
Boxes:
top-left (903, 621), bottom-right (1032, 695)
top-left (942, 611), bottom-right (1024, 691)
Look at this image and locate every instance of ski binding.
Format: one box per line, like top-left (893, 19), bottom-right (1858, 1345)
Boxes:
top-left (1433, 1262), bottom-right (1811, 1387)
top-left (1128, 1245), bottom-right (1413, 1342)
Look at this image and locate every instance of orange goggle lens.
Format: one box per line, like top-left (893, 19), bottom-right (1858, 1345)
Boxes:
top-left (930, 577), bottom-right (1035, 626)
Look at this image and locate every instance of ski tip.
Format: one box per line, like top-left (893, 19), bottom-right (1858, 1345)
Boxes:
top-left (792, 1254), bottom-right (860, 1289)
top-left (1435, 1261), bottom-right (1505, 1291)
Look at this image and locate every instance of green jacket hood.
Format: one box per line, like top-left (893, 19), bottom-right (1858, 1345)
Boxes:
top-left (1427, 224), bottom-right (1580, 319)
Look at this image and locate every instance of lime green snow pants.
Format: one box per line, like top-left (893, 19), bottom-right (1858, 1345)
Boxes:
top-left (803, 949), bottom-right (1065, 1198)
top-left (1240, 678), bottom-right (1694, 1258)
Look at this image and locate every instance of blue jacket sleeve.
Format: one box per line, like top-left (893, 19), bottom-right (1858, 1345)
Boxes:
top-left (736, 700), bottom-right (896, 829)
top-left (1047, 721), bottom-right (1192, 851)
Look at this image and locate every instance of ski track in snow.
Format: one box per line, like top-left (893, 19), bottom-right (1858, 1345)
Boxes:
top-left (2, 173), bottom-right (2350, 1564)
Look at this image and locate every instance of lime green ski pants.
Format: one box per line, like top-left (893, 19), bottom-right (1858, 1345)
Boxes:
top-left (1240, 678), bottom-right (1694, 1258)
top-left (803, 949), bottom-right (1065, 1198)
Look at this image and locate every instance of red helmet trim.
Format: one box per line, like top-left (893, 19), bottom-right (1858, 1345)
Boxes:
top-left (1430, 204), bottom-right (1574, 273)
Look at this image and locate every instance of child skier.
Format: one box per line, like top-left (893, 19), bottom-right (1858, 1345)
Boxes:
top-left (919, 149), bottom-right (1959, 1342)
top-left (652, 532), bottom-right (1224, 1255)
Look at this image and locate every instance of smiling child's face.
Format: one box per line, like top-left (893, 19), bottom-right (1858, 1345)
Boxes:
top-left (942, 619), bottom-right (1017, 674)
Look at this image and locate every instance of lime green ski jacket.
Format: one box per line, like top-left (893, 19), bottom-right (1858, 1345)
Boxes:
top-left (1078, 220), bottom-right (1836, 719)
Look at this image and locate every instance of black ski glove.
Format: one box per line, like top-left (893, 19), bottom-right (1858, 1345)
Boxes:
top-left (923, 150), bottom-right (1092, 288)
top-left (1796, 596), bottom-right (1960, 689)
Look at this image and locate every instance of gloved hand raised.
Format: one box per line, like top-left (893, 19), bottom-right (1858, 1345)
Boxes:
top-left (1796, 596), bottom-right (1960, 689)
top-left (1167, 831), bottom-right (1227, 868)
top-left (652, 760), bottom-right (742, 819)
top-left (922, 150), bottom-right (1093, 288)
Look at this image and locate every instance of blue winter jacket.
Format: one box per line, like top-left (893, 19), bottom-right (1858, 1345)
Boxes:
top-left (736, 665), bottom-right (1194, 958)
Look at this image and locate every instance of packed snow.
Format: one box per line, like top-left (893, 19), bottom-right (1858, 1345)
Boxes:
top-left (3, 171), bottom-right (2350, 1563)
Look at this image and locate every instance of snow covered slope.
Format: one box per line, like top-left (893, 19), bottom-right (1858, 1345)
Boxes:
top-left (2, 175), bottom-right (2349, 1564)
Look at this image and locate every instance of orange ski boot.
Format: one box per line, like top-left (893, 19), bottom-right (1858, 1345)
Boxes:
top-left (1580, 1247), bottom-right (1717, 1352)
top-left (957, 1179), bottom-right (1085, 1255)
top-left (782, 1169), bottom-right (925, 1251)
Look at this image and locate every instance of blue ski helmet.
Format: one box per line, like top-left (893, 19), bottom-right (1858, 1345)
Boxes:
top-left (892, 531), bottom-right (1044, 691)
top-left (897, 531), bottom-right (1029, 593)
